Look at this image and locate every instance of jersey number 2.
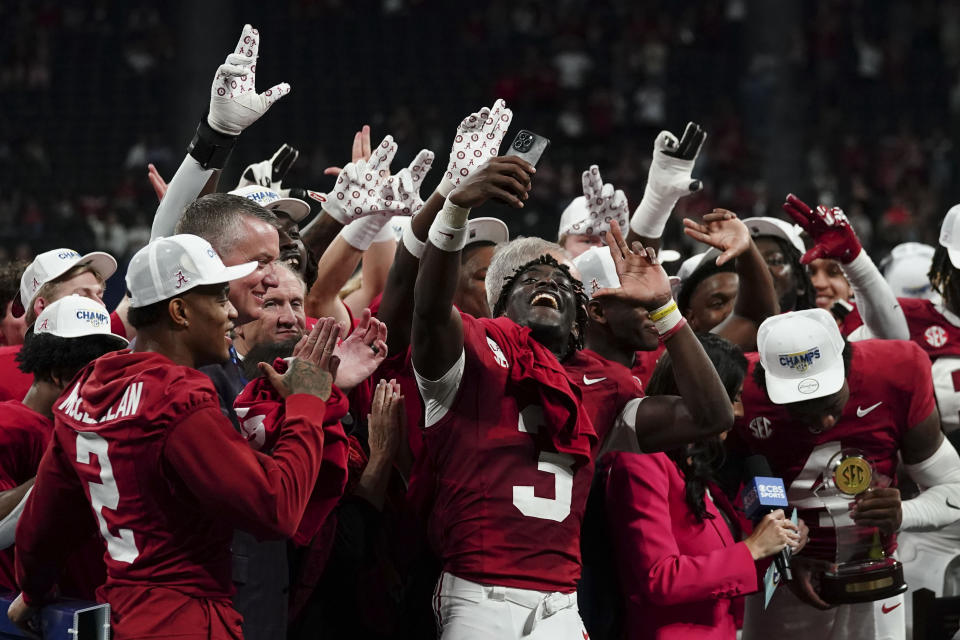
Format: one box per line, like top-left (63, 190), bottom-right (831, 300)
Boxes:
top-left (76, 433), bottom-right (140, 563)
top-left (512, 406), bottom-right (575, 522)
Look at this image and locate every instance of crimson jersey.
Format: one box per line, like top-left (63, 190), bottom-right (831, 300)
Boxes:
top-left (0, 401), bottom-right (52, 591)
top-left (631, 344), bottom-right (665, 391)
top-left (421, 314), bottom-right (595, 592)
top-left (731, 339), bottom-right (936, 561)
top-left (568, 348), bottom-right (644, 453)
top-left (16, 350), bottom-right (329, 618)
top-left (0, 345), bottom-right (32, 403)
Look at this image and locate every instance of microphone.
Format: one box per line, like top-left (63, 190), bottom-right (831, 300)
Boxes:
top-left (741, 454), bottom-right (793, 582)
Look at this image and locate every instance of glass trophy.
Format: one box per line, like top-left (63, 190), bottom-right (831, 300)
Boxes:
top-left (811, 448), bottom-right (907, 604)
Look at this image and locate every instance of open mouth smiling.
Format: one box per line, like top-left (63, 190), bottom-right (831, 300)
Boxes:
top-left (530, 291), bottom-right (560, 310)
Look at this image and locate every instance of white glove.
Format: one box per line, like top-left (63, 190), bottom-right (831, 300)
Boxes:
top-left (564, 165), bottom-right (629, 237)
top-left (236, 143), bottom-right (299, 190)
top-left (322, 136), bottom-right (407, 225)
top-left (437, 99), bottom-right (513, 197)
top-left (208, 24), bottom-right (291, 136)
top-left (630, 122), bottom-right (706, 238)
top-left (382, 149), bottom-right (435, 216)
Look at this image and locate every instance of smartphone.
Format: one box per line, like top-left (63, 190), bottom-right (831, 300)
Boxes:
top-left (505, 129), bottom-right (551, 167)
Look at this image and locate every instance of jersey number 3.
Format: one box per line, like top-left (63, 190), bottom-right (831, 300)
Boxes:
top-left (512, 406), bottom-right (575, 522)
top-left (76, 432), bottom-right (140, 563)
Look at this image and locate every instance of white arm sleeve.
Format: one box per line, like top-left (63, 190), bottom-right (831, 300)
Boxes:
top-left (0, 487), bottom-right (31, 550)
top-left (150, 154), bottom-right (216, 240)
top-left (900, 437), bottom-right (960, 532)
top-left (841, 251), bottom-right (909, 340)
top-left (414, 350), bottom-right (465, 428)
top-left (598, 397), bottom-right (644, 457)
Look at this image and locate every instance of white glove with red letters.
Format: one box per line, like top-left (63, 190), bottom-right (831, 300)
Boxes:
top-left (208, 24), bottom-right (291, 136)
top-left (436, 99), bottom-right (513, 197)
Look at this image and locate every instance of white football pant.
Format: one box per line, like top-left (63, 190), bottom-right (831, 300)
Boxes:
top-left (433, 572), bottom-right (589, 639)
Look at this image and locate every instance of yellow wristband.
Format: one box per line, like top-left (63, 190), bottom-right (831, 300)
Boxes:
top-left (649, 300), bottom-right (678, 322)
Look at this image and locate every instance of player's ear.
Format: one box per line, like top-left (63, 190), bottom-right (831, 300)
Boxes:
top-left (586, 299), bottom-right (606, 324)
top-left (167, 297), bottom-right (189, 330)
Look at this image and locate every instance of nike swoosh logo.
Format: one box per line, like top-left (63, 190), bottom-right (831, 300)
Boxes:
top-left (881, 602), bottom-right (901, 614)
top-left (857, 402), bottom-right (882, 418)
top-left (583, 375), bottom-right (607, 385)
top-left (438, 231), bottom-right (453, 239)
top-left (947, 498), bottom-right (960, 510)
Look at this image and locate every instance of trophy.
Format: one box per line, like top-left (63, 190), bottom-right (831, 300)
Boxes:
top-left (812, 448), bottom-right (907, 604)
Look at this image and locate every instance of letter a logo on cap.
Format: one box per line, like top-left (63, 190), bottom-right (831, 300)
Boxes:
top-left (175, 270), bottom-right (189, 289)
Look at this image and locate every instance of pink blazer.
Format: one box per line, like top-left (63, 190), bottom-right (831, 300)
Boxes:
top-left (603, 451), bottom-right (760, 640)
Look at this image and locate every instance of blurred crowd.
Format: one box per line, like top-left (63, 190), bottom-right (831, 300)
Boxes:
top-left (4, 0), bottom-right (960, 270)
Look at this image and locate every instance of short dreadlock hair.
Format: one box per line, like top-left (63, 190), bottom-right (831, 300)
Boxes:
top-left (17, 330), bottom-right (126, 384)
top-left (492, 254), bottom-right (589, 355)
top-left (930, 245), bottom-right (960, 309)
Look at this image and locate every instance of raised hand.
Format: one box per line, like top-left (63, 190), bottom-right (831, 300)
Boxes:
top-left (147, 163), bottom-right (168, 202)
top-left (333, 309), bottom-right (389, 391)
top-left (782, 194), bottom-right (862, 264)
top-left (208, 24), bottom-right (291, 136)
top-left (682, 209), bottom-right (752, 266)
top-left (322, 136), bottom-right (409, 224)
top-left (324, 125), bottom-right (372, 176)
top-left (381, 148), bottom-right (436, 216)
top-left (438, 99), bottom-right (514, 196)
top-left (448, 156), bottom-right (534, 209)
top-left (632, 122), bottom-right (707, 237)
top-left (594, 220), bottom-right (672, 310)
top-left (565, 165), bottom-right (629, 237)
top-left (236, 143), bottom-right (300, 190)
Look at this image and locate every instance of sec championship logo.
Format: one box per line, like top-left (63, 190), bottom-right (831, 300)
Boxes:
top-left (925, 325), bottom-right (948, 348)
top-left (749, 417), bottom-right (773, 439)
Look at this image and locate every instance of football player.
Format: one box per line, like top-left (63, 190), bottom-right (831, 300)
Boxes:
top-left (840, 206), bottom-right (960, 625)
top-left (0, 296), bottom-right (127, 598)
top-left (732, 308), bottom-right (960, 640)
top-left (9, 234), bottom-right (341, 639)
top-left (412, 148), bottom-right (732, 637)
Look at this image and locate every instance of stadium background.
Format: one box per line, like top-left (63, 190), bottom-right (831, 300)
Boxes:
top-left (3, 0), bottom-right (958, 310)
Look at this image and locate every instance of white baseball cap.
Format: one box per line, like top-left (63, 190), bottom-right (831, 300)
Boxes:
top-left (742, 216), bottom-right (806, 254)
top-left (673, 248), bottom-right (726, 299)
top-left (572, 246), bottom-right (620, 299)
top-left (881, 242), bottom-right (937, 300)
top-left (13, 248), bottom-right (117, 318)
top-left (757, 308), bottom-right (846, 404)
top-left (466, 217), bottom-right (509, 247)
top-left (939, 204), bottom-right (960, 268)
top-left (126, 234), bottom-right (257, 308)
top-left (34, 295), bottom-right (128, 345)
top-left (230, 185), bottom-right (311, 223)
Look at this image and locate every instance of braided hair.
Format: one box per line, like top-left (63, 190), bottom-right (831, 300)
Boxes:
top-left (930, 245), bottom-right (960, 310)
top-left (492, 254), bottom-right (589, 356)
top-left (773, 236), bottom-right (817, 311)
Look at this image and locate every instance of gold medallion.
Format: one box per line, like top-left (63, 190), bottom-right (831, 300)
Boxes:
top-left (834, 456), bottom-right (873, 496)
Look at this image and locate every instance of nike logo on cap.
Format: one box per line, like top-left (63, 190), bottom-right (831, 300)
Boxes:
top-left (583, 375), bottom-right (606, 385)
top-left (881, 602), bottom-right (901, 614)
top-left (947, 498), bottom-right (960, 510)
top-left (856, 402), bottom-right (882, 418)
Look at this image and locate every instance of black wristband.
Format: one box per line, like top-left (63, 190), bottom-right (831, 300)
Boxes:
top-left (187, 116), bottom-right (237, 170)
